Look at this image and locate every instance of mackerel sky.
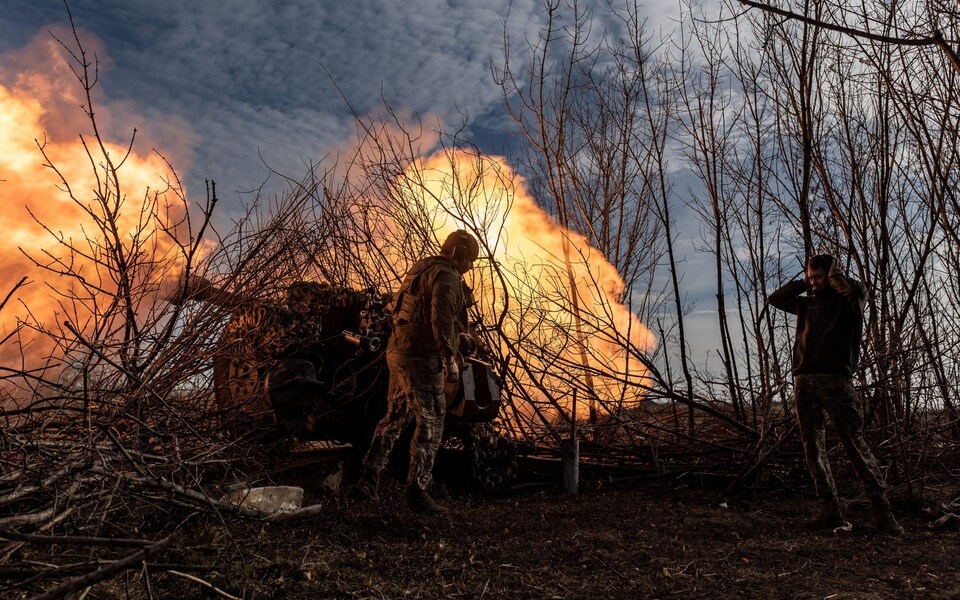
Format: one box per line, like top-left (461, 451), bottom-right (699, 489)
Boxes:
top-left (0, 1), bottom-right (683, 204)
top-left (1, 1), bottom-right (727, 366)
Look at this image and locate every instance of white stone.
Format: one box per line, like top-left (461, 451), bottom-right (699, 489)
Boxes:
top-left (223, 486), bottom-right (304, 514)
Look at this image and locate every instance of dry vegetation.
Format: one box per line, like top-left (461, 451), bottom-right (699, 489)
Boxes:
top-left (8, 453), bottom-right (960, 599)
top-left (4, 1), bottom-right (960, 598)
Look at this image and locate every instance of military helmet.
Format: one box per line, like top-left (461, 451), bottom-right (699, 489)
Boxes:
top-left (441, 230), bottom-right (480, 262)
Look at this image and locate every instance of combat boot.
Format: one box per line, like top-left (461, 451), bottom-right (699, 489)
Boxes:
top-left (353, 470), bottom-right (380, 502)
top-left (407, 486), bottom-right (449, 514)
top-left (803, 501), bottom-right (848, 530)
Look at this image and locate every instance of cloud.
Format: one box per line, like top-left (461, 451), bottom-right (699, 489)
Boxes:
top-left (2, 1), bottom-right (688, 205)
top-left (1, 0), bottom-right (727, 374)
top-left (1, 1), bottom-right (551, 203)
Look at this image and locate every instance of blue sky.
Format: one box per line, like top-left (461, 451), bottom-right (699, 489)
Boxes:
top-left (1, 1), bottom-right (688, 203)
top-left (0, 1), bottom-right (551, 203)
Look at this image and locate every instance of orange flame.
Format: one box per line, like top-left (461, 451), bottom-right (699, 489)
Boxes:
top-left (398, 150), bottom-right (656, 421)
top-left (0, 30), bottom-right (196, 395)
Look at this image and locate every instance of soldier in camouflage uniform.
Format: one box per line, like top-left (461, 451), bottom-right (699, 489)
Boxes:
top-left (769, 254), bottom-right (903, 535)
top-left (355, 230), bottom-right (480, 513)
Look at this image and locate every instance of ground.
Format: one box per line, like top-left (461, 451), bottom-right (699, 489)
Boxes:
top-left (205, 486), bottom-right (960, 599)
top-left (7, 453), bottom-right (960, 599)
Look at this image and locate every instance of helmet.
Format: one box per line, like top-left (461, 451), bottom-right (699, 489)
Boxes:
top-left (440, 230), bottom-right (480, 261)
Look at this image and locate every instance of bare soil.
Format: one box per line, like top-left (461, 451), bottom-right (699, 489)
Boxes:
top-left (7, 452), bottom-right (960, 599)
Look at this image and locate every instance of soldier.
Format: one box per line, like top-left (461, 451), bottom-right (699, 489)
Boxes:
top-left (768, 254), bottom-right (903, 535)
top-left (355, 230), bottom-right (479, 513)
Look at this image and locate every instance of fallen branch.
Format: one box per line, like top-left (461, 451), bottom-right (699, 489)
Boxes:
top-left (26, 535), bottom-right (172, 600)
top-left (0, 508), bottom-right (58, 528)
top-left (0, 508), bottom-right (76, 564)
top-left (0, 461), bottom-right (88, 508)
top-left (90, 467), bottom-right (321, 521)
top-left (89, 468), bottom-right (264, 518)
top-left (0, 530), bottom-right (156, 548)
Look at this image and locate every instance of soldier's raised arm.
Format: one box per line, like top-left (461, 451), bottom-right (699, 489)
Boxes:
top-left (767, 278), bottom-right (809, 315)
top-left (826, 260), bottom-right (867, 313)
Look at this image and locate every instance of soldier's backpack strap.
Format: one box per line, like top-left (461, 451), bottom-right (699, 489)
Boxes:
top-left (387, 257), bottom-right (454, 327)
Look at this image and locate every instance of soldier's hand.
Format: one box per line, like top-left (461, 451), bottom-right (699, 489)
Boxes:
top-left (828, 259), bottom-right (842, 278)
top-left (443, 356), bottom-right (460, 382)
top-left (458, 333), bottom-right (477, 357)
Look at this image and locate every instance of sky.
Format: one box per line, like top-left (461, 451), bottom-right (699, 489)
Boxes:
top-left (0, 0), bottom-right (640, 203)
top-left (0, 0), bottom-right (691, 201)
top-left (0, 1), bottom-right (730, 371)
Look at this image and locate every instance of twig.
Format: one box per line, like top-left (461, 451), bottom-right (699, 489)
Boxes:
top-left (62, 320), bottom-right (166, 405)
top-left (737, 0), bottom-right (944, 46)
top-left (165, 570), bottom-right (239, 600)
top-left (0, 461), bottom-right (87, 508)
top-left (142, 562), bottom-right (218, 572)
top-left (0, 508), bottom-right (76, 563)
top-left (90, 468), bottom-right (277, 519)
top-left (0, 529), bottom-right (157, 548)
top-left (0, 508), bottom-right (58, 528)
top-left (737, 0), bottom-right (960, 76)
top-left (0, 276), bottom-right (28, 312)
top-left (720, 420), bottom-right (797, 499)
top-left (26, 536), bottom-right (172, 600)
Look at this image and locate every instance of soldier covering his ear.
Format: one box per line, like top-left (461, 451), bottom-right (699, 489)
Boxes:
top-left (768, 253), bottom-right (903, 535)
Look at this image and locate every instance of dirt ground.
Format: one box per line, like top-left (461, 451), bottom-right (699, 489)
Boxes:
top-left (8, 451), bottom-right (960, 599)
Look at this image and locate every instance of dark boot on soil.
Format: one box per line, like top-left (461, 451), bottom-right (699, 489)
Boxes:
top-left (407, 486), bottom-right (449, 514)
top-left (353, 471), bottom-right (380, 502)
top-left (872, 506), bottom-right (904, 536)
top-left (803, 502), bottom-right (849, 530)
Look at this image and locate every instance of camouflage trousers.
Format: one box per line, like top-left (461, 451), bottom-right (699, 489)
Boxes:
top-left (362, 350), bottom-right (446, 492)
top-left (794, 373), bottom-right (888, 506)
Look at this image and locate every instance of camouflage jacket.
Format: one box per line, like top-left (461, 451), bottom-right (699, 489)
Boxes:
top-left (768, 275), bottom-right (868, 377)
top-left (387, 256), bottom-right (471, 358)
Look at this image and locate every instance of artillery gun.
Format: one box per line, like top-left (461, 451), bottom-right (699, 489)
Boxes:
top-left (207, 281), bottom-right (506, 470)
